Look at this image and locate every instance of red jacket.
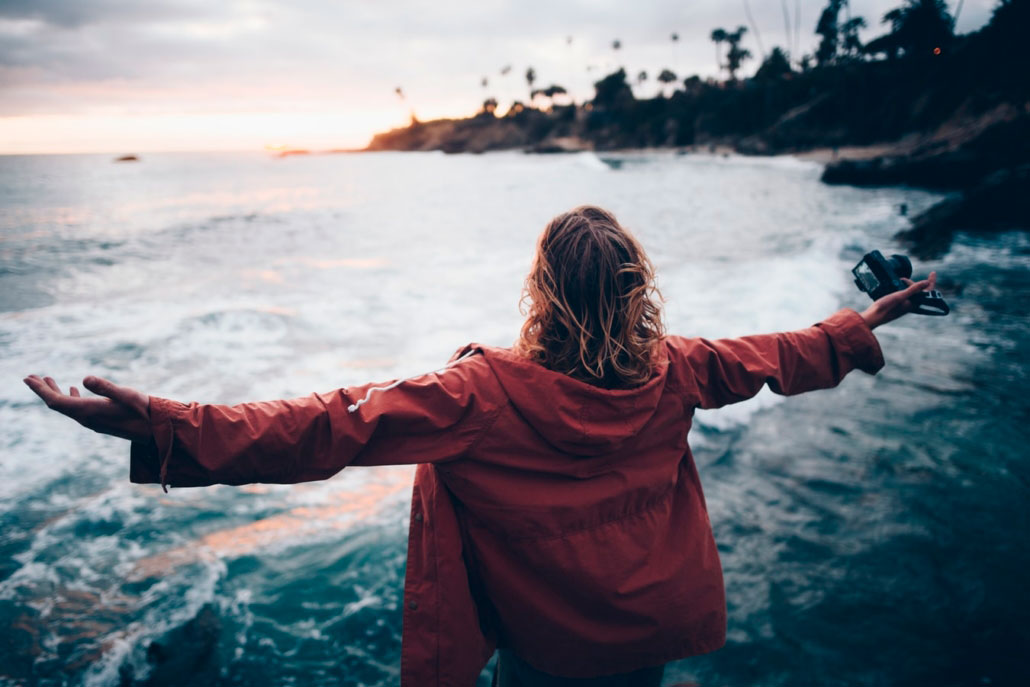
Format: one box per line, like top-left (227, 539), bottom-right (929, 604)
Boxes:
top-left (130, 308), bottom-right (883, 685)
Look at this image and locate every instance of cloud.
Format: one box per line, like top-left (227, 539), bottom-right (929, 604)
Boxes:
top-left (0, 0), bottom-right (998, 150)
top-left (0, 0), bottom-right (221, 28)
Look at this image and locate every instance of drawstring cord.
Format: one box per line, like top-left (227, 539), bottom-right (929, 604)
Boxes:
top-left (158, 418), bottom-right (174, 493)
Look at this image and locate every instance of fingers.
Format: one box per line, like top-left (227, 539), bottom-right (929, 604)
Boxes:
top-left (70, 386), bottom-right (80, 397)
top-left (82, 375), bottom-right (119, 400)
top-left (82, 376), bottom-right (142, 411)
top-left (24, 375), bottom-right (68, 409)
top-left (24, 375), bottom-right (51, 401)
top-left (900, 278), bottom-right (930, 298)
top-left (902, 271), bottom-right (937, 291)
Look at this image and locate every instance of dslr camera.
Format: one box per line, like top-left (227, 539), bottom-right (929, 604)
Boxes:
top-left (852, 250), bottom-right (949, 316)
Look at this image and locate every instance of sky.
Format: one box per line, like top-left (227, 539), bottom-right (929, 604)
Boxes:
top-left (0, 0), bottom-right (997, 154)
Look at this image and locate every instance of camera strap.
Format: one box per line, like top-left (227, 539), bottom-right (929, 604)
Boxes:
top-left (911, 290), bottom-right (950, 316)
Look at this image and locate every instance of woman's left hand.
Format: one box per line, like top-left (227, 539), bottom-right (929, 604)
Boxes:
top-left (860, 271), bottom-right (937, 330)
top-left (23, 375), bottom-right (152, 442)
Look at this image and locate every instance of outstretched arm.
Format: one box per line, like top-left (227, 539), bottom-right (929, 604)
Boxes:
top-left (24, 351), bottom-right (502, 491)
top-left (23, 375), bottom-right (151, 441)
top-left (673, 272), bottom-right (937, 409)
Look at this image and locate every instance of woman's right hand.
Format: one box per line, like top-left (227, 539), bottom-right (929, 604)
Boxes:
top-left (860, 271), bottom-right (937, 330)
top-left (23, 375), bottom-right (152, 443)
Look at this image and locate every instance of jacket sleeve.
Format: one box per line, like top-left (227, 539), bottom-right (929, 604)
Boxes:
top-left (129, 353), bottom-right (501, 491)
top-left (671, 308), bottom-right (884, 410)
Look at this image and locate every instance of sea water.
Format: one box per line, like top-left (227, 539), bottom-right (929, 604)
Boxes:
top-left (0, 150), bottom-right (1027, 686)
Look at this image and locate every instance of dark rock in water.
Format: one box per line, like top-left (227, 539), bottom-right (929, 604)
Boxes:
top-left (896, 164), bottom-right (1030, 258)
top-left (822, 114), bottom-right (1030, 191)
top-left (821, 151), bottom-right (990, 189)
top-left (143, 604), bottom-right (221, 686)
top-left (114, 155), bottom-right (139, 163)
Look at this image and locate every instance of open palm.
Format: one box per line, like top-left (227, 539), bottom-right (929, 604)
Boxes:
top-left (23, 375), bottom-right (151, 442)
top-left (861, 271), bottom-right (938, 329)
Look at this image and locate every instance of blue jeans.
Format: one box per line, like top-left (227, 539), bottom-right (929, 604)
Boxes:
top-left (492, 649), bottom-right (666, 687)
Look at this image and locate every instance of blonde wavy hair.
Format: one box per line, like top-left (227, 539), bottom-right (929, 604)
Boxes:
top-left (515, 205), bottom-right (665, 389)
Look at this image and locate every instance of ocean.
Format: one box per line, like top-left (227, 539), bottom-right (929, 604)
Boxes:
top-left (1, 150), bottom-right (1027, 686)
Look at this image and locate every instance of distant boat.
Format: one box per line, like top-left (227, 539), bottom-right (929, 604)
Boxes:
top-left (113, 155), bottom-right (139, 162)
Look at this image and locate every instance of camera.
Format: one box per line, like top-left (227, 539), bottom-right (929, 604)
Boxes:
top-left (852, 250), bottom-right (949, 316)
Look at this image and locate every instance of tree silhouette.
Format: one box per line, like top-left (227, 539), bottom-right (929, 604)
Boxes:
top-left (710, 28), bottom-right (728, 73)
top-left (725, 26), bottom-right (752, 80)
top-left (525, 67), bottom-right (536, 101)
top-left (531, 84), bottom-right (568, 109)
top-left (880, 0), bottom-right (954, 57)
top-left (657, 69), bottom-right (678, 96)
top-left (754, 46), bottom-right (793, 80)
top-left (682, 74), bottom-right (703, 95)
top-left (841, 16), bottom-right (867, 59)
top-left (592, 68), bottom-right (633, 108)
top-left (480, 98), bottom-right (498, 116)
top-left (815, 0), bottom-right (845, 66)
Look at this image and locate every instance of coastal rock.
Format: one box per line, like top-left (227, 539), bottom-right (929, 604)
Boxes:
top-left (896, 164), bottom-right (1030, 258)
top-left (821, 111), bottom-right (1030, 190)
top-left (143, 604), bottom-right (221, 686)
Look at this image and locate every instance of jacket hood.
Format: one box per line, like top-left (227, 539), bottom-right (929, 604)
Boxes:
top-left (471, 344), bottom-right (670, 457)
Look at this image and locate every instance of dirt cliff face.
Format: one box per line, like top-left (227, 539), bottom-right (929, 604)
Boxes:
top-left (365, 114), bottom-right (532, 154)
top-left (366, 106), bottom-right (587, 154)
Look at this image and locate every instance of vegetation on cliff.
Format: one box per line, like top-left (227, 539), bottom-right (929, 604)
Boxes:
top-left (369, 0), bottom-right (1025, 157)
top-left (365, 0), bottom-right (1029, 253)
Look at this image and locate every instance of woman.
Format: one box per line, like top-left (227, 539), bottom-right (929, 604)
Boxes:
top-left (25, 206), bottom-right (936, 686)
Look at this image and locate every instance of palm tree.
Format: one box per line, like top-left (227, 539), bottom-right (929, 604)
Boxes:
top-left (885, 0), bottom-right (954, 56)
top-left (710, 28), bottom-right (728, 75)
top-left (725, 26), bottom-right (752, 80)
top-left (657, 68), bottom-right (678, 97)
top-left (525, 67), bottom-right (536, 101)
top-left (841, 16), bottom-right (867, 58)
top-left (815, 0), bottom-right (845, 66)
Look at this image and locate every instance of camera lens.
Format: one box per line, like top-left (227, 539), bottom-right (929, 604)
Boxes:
top-left (889, 254), bottom-right (912, 279)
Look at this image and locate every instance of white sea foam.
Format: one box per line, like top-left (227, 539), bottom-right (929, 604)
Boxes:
top-left (1, 150), bottom-right (967, 684)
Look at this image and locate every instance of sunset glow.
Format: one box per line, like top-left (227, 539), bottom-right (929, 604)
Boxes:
top-left (0, 1), bottom-right (994, 155)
